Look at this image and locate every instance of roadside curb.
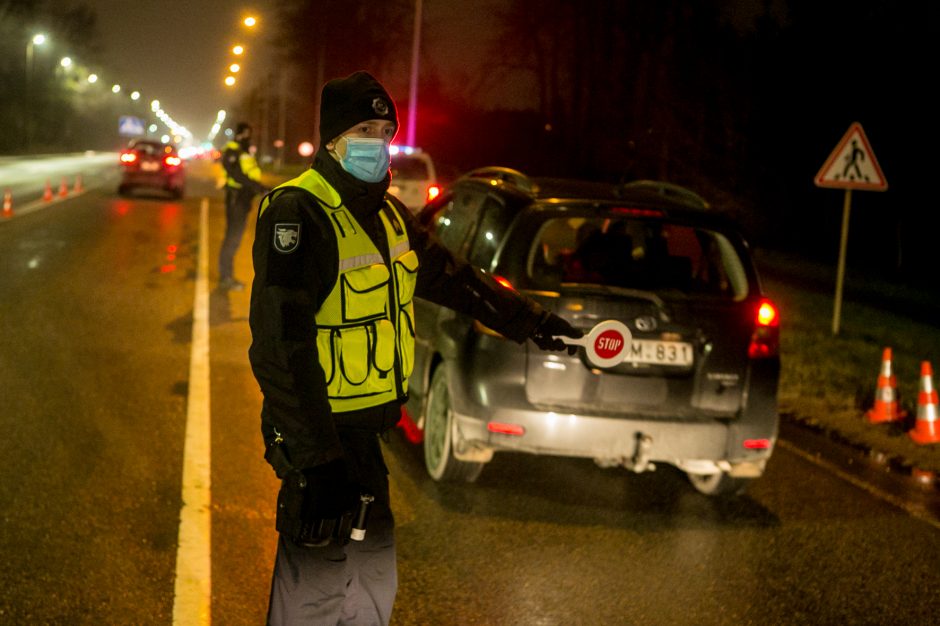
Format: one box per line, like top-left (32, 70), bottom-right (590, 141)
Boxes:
top-left (781, 412), bottom-right (939, 491)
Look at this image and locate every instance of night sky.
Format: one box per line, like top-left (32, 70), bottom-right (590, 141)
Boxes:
top-left (82, 0), bottom-right (502, 139)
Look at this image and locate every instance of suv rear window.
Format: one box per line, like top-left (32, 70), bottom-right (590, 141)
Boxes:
top-left (526, 215), bottom-right (749, 299)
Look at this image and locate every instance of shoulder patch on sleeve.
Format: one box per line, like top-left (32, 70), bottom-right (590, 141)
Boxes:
top-left (273, 223), bottom-right (301, 254)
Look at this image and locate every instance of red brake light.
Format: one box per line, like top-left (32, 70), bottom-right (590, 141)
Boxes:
top-left (426, 184), bottom-right (441, 202)
top-left (164, 155), bottom-right (182, 167)
top-left (748, 297), bottom-right (779, 358)
top-left (610, 207), bottom-right (664, 217)
top-left (493, 275), bottom-right (514, 291)
top-left (487, 422), bottom-right (525, 436)
top-left (756, 300), bottom-right (779, 327)
top-left (120, 152), bottom-right (137, 164)
top-left (743, 438), bottom-right (771, 450)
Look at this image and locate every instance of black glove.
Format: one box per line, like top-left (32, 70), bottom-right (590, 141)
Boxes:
top-left (301, 459), bottom-right (360, 520)
top-left (530, 311), bottom-right (583, 355)
top-left (274, 458), bottom-right (360, 547)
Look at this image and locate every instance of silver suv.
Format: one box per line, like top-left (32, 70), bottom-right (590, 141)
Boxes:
top-left (400, 168), bottom-right (781, 496)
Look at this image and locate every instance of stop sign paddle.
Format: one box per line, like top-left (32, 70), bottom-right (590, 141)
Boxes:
top-left (557, 319), bottom-right (632, 368)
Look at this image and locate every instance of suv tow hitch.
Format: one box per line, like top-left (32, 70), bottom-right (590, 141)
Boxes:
top-left (629, 433), bottom-right (655, 473)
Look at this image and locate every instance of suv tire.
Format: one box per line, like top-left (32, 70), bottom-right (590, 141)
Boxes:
top-left (423, 366), bottom-right (483, 483)
top-left (687, 471), bottom-right (751, 496)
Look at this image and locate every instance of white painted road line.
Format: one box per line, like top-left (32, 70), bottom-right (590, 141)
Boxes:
top-left (172, 197), bottom-right (212, 625)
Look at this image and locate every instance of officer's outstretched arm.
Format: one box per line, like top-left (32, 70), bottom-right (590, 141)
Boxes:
top-left (399, 207), bottom-right (581, 352)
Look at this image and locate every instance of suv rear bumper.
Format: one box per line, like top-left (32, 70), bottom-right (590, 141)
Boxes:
top-left (452, 407), bottom-right (775, 474)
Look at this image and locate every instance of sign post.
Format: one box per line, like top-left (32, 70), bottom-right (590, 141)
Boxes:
top-left (814, 122), bottom-right (888, 335)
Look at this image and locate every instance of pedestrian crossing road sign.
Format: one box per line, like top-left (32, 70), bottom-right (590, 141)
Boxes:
top-left (814, 122), bottom-right (887, 191)
top-left (118, 115), bottom-right (145, 137)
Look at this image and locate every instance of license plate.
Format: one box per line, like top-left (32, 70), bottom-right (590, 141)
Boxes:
top-left (141, 161), bottom-right (160, 171)
top-left (623, 340), bottom-right (693, 366)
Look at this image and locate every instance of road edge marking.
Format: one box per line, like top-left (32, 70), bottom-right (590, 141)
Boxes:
top-left (172, 197), bottom-right (212, 624)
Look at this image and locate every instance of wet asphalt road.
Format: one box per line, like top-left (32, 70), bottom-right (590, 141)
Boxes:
top-left (1, 162), bottom-right (938, 625)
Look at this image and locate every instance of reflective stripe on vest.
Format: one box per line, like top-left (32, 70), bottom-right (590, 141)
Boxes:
top-left (267, 169), bottom-right (418, 412)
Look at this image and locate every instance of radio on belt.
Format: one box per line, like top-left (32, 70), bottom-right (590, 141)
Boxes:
top-left (555, 319), bottom-right (632, 368)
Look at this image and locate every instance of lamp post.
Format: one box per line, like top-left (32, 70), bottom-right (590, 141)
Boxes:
top-left (406, 0), bottom-right (422, 147)
top-left (25, 33), bottom-right (47, 151)
top-left (25, 33), bottom-right (46, 85)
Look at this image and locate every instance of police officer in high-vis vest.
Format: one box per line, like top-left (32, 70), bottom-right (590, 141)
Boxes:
top-left (248, 71), bottom-right (580, 625)
top-left (219, 121), bottom-right (268, 291)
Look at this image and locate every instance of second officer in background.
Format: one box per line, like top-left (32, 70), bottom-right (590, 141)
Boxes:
top-left (219, 121), bottom-right (268, 291)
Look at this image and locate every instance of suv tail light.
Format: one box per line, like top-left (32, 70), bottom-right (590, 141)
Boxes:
top-left (748, 298), bottom-right (779, 359)
top-left (492, 274), bottom-right (515, 291)
top-left (120, 151), bottom-right (137, 164)
top-left (426, 184), bottom-right (441, 203)
top-left (164, 155), bottom-right (182, 168)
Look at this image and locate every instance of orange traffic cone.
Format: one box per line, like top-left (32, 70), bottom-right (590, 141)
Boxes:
top-left (2, 189), bottom-right (12, 217)
top-left (910, 361), bottom-right (940, 445)
top-left (43, 179), bottom-right (53, 202)
top-left (866, 347), bottom-right (906, 424)
top-left (74, 174), bottom-right (83, 193)
top-left (58, 177), bottom-right (68, 198)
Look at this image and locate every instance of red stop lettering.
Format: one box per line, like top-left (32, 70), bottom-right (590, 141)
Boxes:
top-left (594, 330), bottom-right (624, 359)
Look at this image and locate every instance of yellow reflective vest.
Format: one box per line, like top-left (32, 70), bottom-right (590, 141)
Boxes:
top-left (224, 140), bottom-right (262, 189)
top-left (260, 169), bottom-right (418, 412)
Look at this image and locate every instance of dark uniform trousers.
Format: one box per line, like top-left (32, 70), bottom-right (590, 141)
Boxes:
top-left (219, 186), bottom-right (258, 281)
top-left (267, 428), bottom-right (397, 626)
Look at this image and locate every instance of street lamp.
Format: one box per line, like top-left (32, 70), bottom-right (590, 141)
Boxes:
top-left (25, 33), bottom-right (48, 83)
top-left (24, 33), bottom-right (48, 151)
top-left (60, 57), bottom-right (72, 68)
top-left (26, 33), bottom-right (47, 75)
top-left (224, 76), bottom-right (236, 87)
top-left (88, 73), bottom-right (98, 83)
top-left (243, 16), bottom-right (257, 27)
top-left (232, 45), bottom-right (244, 55)
top-left (130, 91), bottom-right (140, 101)
top-left (229, 63), bottom-right (240, 73)
top-left (112, 84), bottom-right (121, 93)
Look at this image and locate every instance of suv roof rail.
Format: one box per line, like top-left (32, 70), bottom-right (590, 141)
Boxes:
top-left (618, 180), bottom-right (710, 209)
top-left (461, 166), bottom-right (538, 193)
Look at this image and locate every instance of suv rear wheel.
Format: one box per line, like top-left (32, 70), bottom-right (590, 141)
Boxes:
top-left (687, 471), bottom-right (751, 496)
top-left (424, 366), bottom-right (483, 483)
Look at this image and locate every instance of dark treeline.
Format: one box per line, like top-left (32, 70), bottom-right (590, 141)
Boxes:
top-left (255, 0), bottom-right (934, 279)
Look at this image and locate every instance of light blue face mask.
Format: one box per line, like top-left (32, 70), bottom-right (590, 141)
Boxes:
top-left (339, 137), bottom-right (390, 183)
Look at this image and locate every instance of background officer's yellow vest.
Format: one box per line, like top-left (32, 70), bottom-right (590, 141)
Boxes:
top-left (224, 140), bottom-right (262, 189)
top-left (261, 169), bottom-right (418, 412)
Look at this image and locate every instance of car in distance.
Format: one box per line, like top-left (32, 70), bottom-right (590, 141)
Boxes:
top-left (399, 167), bottom-right (780, 496)
top-left (389, 146), bottom-right (439, 213)
top-left (118, 139), bottom-right (185, 199)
